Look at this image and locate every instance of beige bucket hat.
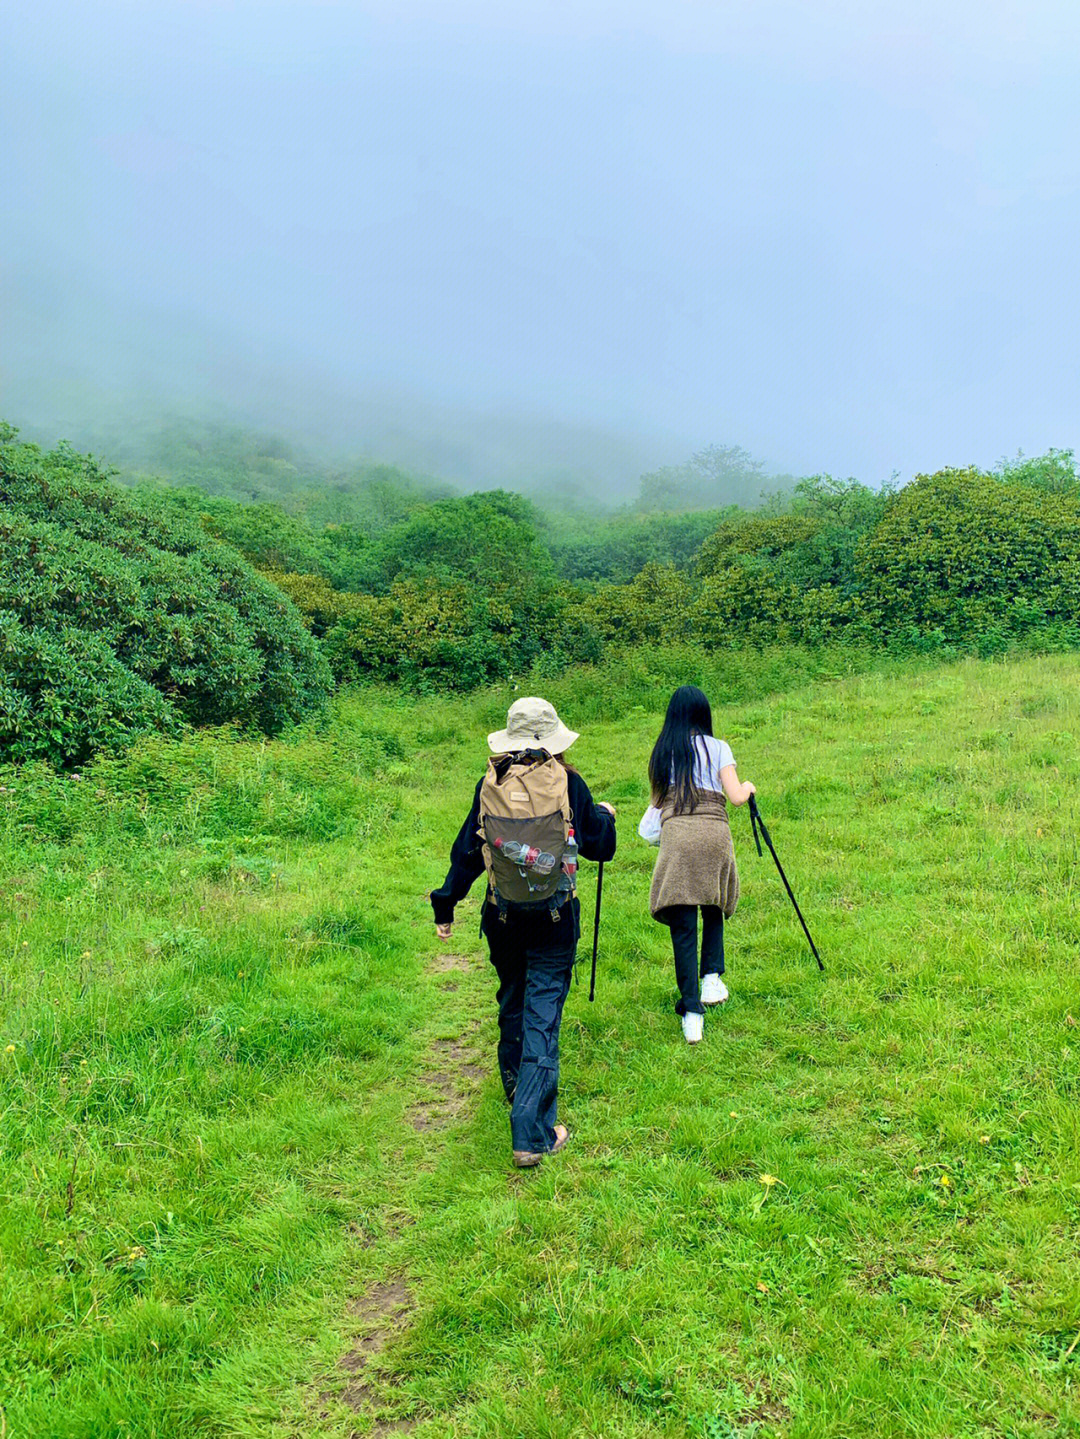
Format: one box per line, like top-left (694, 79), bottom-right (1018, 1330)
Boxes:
top-left (488, 697), bottom-right (580, 755)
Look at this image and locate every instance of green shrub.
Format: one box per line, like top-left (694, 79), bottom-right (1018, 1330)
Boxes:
top-left (365, 490), bottom-right (555, 592)
top-left (548, 509), bottom-right (733, 583)
top-left (0, 613), bottom-right (180, 765)
top-left (0, 427), bottom-right (331, 764)
top-left (695, 514), bottom-right (823, 575)
top-left (855, 468), bottom-right (1080, 638)
top-left (588, 563), bottom-right (694, 645)
top-left (995, 447), bottom-right (1079, 495)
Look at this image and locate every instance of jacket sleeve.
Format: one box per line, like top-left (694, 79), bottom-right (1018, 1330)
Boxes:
top-left (569, 772), bottom-right (617, 863)
top-left (430, 780), bottom-right (485, 926)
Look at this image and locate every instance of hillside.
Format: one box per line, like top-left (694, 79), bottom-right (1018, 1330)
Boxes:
top-left (2, 654), bottom-right (1077, 1436)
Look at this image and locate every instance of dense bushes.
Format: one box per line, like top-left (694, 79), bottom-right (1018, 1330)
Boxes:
top-left (252, 461), bottom-right (1080, 687)
top-left (856, 467), bottom-right (1080, 643)
top-left (7, 413), bottom-right (1080, 750)
top-left (0, 427), bottom-right (331, 764)
top-left (274, 491), bottom-right (605, 690)
top-left (548, 510), bottom-right (733, 584)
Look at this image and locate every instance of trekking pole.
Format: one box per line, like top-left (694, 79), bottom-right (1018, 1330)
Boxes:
top-left (748, 795), bottom-right (824, 972)
top-left (589, 861), bottom-right (604, 1001)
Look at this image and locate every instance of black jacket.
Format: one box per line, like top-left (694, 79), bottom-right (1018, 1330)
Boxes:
top-left (430, 769), bottom-right (616, 926)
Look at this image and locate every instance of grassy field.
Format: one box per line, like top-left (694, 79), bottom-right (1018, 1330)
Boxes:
top-left (2, 653), bottom-right (1079, 1438)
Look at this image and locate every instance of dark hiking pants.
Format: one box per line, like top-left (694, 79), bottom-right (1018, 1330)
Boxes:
top-left (667, 904), bottom-right (725, 1016)
top-left (482, 898), bottom-right (579, 1154)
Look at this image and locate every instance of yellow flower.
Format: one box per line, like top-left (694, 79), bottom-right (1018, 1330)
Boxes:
top-left (939, 1173), bottom-right (951, 1188)
top-left (760, 1174), bottom-right (779, 1188)
top-left (4, 1044), bottom-right (14, 1055)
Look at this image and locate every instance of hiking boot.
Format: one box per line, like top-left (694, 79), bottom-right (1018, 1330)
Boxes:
top-left (547, 1124), bottom-right (568, 1154)
top-left (701, 973), bottom-right (729, 1005)
top-left (512, 1125), bottom-right (568, 1168)
top-left (681, 1012), bottom-right (704, 1044)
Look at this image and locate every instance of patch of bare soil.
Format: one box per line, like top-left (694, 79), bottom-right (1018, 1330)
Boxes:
top-left (321, 1279), bottom-right (416, 1432)
top-left (430, 952), bottom-right (470, 973)
top-left (406, 1020), bottom-right (485, 1132)
top-left (347, 1211), bottom-right (415, 1249)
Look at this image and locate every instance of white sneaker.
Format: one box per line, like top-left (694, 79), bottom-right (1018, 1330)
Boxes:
top-left (681, 1012), bottom-right (704, 1044)
top-left (701, 973), bottom-right (729, 1006)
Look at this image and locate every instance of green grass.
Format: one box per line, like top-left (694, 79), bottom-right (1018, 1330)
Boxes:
top-left (2, 654), bottom-right (1079, 1437)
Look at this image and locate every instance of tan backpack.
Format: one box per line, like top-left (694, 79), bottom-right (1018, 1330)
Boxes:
top-left (478, 750), bottom-right (574, 915)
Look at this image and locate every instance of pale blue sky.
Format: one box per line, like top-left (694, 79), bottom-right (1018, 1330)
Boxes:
top-left (3, 0), bottom-right (1079, 489)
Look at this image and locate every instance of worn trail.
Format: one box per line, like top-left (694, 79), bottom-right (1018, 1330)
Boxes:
top-left (317, 942), bottom-right (490, 1435)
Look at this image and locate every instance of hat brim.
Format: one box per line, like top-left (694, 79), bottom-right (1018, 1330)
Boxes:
top-left (488, 723), bottom-right (579, 755)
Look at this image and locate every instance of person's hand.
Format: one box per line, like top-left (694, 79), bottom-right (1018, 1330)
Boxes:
top-left (435, 922), bottom-right (453, 941)
top-left (745, 782), bottom-right (757, 799)
top-left (599, 801), bottom-right (616, 817)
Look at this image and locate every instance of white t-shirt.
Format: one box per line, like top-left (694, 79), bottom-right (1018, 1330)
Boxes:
top-left (638, 733), bottom-right (735, 843)
top-left (689, 733), bottom-right (735, 794)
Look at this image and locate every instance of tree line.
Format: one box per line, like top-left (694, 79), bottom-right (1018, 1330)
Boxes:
top-left (1, 418), bottom-right (1077, 765)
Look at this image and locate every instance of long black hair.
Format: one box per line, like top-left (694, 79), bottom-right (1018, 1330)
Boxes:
top-left (648, 685), bottom-right (714, 814)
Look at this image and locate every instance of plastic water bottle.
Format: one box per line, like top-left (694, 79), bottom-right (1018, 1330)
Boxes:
top-left (494, 837), bottom-right (558, 875)
top-left (561, 824), bottom-right (578, 882)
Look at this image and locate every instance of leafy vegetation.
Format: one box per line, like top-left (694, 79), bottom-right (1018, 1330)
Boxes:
top-left (633, 444), bottom-right (788, 513)
top-left (2, 654), bottom-right (1078, 1435)
top-left (106, 414), bottom-right (453, 526)
top-left (5, 415), bottom-right (1080, 762)
top-left (0, 426), bottom-right (331, 765)
top-left (857, 467), bottom-right (1080, 649)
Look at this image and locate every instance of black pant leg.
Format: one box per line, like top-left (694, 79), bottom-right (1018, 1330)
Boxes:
top-left (700, 906), bottom-right (725, 978)
top-left (668, 904), bottom-right (704, 1016)
top-left (483, 906), bottom-right (526, 1100)
top-left (508, 912), bottom-right (577, 1153)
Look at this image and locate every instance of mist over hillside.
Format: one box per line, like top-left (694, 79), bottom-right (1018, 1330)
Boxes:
top-left (2, 273), bottom-right (682, 504)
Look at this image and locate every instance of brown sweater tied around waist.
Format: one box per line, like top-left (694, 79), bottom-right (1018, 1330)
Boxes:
top-left (649, 790), bottom-right (740, 922)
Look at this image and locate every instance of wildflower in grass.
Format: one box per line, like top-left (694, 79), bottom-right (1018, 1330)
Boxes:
top-left (756, 1280), bottom-right (770, 1294)
top-left (729, 1111), bottom-right (738, 1118)
top-left (753, 1174), bottom-right (782, 1213)
top-left (4, 1044), bottom-right (14, 1054)
top-left (939, 1173), bottom-right (951, 1188)
top-left (979, 1136), bottom-right (991, 1144)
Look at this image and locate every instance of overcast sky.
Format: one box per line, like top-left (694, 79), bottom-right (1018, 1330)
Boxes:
top-left (3, 0), bottom-right (1079, 488)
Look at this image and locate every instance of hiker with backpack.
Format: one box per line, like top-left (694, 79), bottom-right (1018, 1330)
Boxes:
top-left (430, 698), bottom-right (616, 1169)
top-left (639, 685), bottom-right (756, 1044)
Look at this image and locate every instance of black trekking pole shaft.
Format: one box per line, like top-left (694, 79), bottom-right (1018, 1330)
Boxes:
top-left (589, 861), bottom-right (604, 1002)
top-left (748, 796), bottom-right (824, 972)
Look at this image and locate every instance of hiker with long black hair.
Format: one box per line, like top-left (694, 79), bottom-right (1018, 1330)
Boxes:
top-left (430, 698), bottom-right (616, 1168)
top-left (641, 685), bottom-right (756, 1044)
